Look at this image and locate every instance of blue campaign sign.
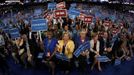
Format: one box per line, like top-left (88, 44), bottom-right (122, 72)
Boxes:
top-left (48, 3), bottom-right (56, 10)
top-left (69, 14), bottom-right (76, 20)
top-left (34, 8), bottom-right (42, 15)
top-left (109, 15), bottom-right (116, 22)
top-left (95, 12), bottom-right (102, 18)
top-left (3, 28), bottom-right (9, 33)
top-left (31, 19), bottom-right (48, 32)
top-left (68, 8), bottom-right (80, 16)
top-left (74, 41), bottom-right (90, 58)
top-left (96, 56), bottom-right (110, 62)
top-left (37, 53), bottom-right (44, 59)
top-left (0, 25), bottom-right (3, 29)
top-left (10, 28), bottom-right (20, 39)
top-left (114, 59), bottom-right (121, 66)
top-left (55, 52), bottom-right (69, 61)
top-left (70, 3), bottom-right (76, 8)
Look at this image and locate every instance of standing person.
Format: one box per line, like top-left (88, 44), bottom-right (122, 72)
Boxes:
top-left (56, 32), bottom-right (75, 75)
top-left (43, 30), bottom-right (58, 75)
top-left (90, 33), bottom-right (102, 71)
top-left (63, 25), bottom-right (73, 39)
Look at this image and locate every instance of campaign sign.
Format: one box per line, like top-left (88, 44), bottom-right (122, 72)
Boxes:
top-left (55, 52), bottom-right (69, 61)
top-left (78, 13), bottom-right (86, 20)
top-left (68, 8), bottom-right (80, 16)
top-left (10, 28), bottom-right (20, 39)
top-left (114, 59), bottom-right (121, 66)
top-left (74, 41), bottom-right (90, 57)
top-left (3, 28), bottom-right (9, 33)
top-left (56, 2), bottom-right (66, 9)
top-left (70, 3), bottom-right (76, 8)
top-left (37, 53), bottom-right (44, 59)
top-left (48, 3), bottom-right (56, 10)
top-left (34, 8), bottom-right (42, 15)
top-left (54, 9), bottom-right (67, 18)
top-left (96, 56), bottom-right (110, 62)
top-left (0, 25), bottom-right (3, 29)
top-left (68, 13), bottom-right (77, 20)
top-left (31, 19), bottom-right (48, 32)
top-left (84, 16), bottom-right (92, 23)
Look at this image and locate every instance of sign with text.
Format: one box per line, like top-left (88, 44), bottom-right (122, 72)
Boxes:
top-left (54, 9), bottom-right (67, 18)
top-left (56, 2), bottom-right (66, 9)
top-left (3, 28), bottom-right (9, 33)
top-left (68, 8), bottom-right (80, 16)
top-left (84, 16), bottom-right (92, 23)
top-left (114, 59), bottom-right (121, 66)
top-left (74, 41), bottom-right (90, 57)
top-left (34, 8), bottom-right (42, 15)
top-left (96, 56), bottom-right (110, 62)
top-left (48, 3), bottom-right (56, 10)
top-left (10, 28), bottom-right (20, 39)
top-left (78, 13), bottom-right (86, 20)
top-left (55, 52), bottom-right (69, 61)
top-left (69, 14), bottom-right (76, 20)
top-left (31, 19), bottom-right (48, 32)
top-left (37, 53), bottom-right (44, 59)
top-left (70, 3), bottom-right (76, 8)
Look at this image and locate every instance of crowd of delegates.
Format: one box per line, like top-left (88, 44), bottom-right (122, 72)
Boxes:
top-left (0, 3), bottom-right (134, 75)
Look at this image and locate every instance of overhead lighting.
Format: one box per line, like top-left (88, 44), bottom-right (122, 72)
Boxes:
top-left (5, 0), bottom-right (20, 3)
top-left (129, 10), bottom-right (134, 13)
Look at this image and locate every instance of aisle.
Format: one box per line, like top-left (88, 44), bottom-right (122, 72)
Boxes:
top-left (4, 57), bottom-right (134, 75)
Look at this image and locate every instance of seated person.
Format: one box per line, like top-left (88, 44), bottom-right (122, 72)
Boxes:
top-left (56, 32), bottom-right (75, 74)
top-left (43, 30), bottom-right (58, 75)
top-left (90, 33), bottom-right (102, 71)
top-left (74, 29), bottom-right (90, 72)
top-left (99, 31), bottom-right (112, 59)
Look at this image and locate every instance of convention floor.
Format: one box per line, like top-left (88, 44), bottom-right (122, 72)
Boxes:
top-left (1, 57), bottom-right (134, 75)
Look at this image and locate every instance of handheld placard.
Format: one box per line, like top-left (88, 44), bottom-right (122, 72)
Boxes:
top-left (96, 56), bottom-right (110, 62)
top-left (74, 41), bottom-right (90, 57)
top-left (31, 19), bottom-right (48, 32)
top-left (114, 59), bottom-right (121, 66)
top-left (55, 52), bottom-right (69, 61)
top-left (9, 28), bottom-right (20, 39)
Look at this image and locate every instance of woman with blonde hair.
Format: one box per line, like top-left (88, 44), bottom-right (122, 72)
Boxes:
top-left (56, 32), bottom-right (75, 75)
top-left (90, 33), bottom-right (102, 71)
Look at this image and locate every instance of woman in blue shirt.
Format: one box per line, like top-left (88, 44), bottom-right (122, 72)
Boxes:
top-left (43, 30), bottom-right (58, 75)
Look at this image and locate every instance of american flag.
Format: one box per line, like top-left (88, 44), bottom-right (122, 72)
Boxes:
top-left (43, 10), bottom-right (53, 21)
top-left (78, 13), bottom-right (86, 21)
top-left (56, 2), bottom-right (66, 9)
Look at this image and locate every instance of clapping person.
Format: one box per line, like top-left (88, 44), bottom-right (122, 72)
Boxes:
top-left (43, 30), bottom-right (58, 75)
top-left (90, 33), bottom-right (102, 71)
top-left (56, 32), bottom-right (75, 75)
